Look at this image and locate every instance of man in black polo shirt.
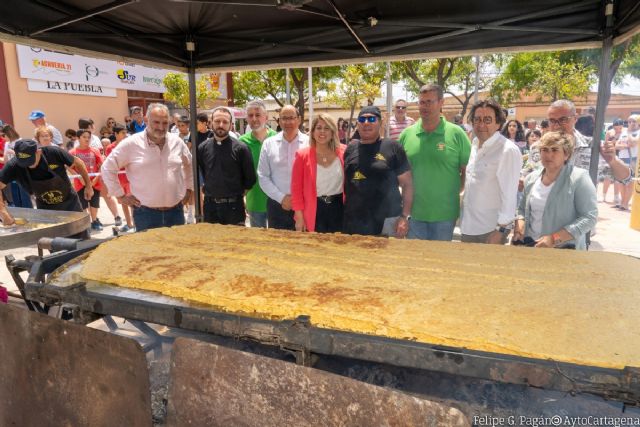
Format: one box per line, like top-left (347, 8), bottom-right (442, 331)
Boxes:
top-left (197, 107), bottom-right (256, 226)
top-left (0, 139), bottom-right (93, 225)
top-left (343, 106), bottom-right (414, 237)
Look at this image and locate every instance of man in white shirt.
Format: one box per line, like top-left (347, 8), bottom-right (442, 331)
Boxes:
top-left (461, 99), bottom-right (522, 244)
top-left (257, 105), bottom-right (309, 230)
top-left (101, 103), bottom-right (193, 232)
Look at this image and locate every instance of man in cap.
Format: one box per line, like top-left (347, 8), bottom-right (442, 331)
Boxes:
top-left (29, 110), bottom-right (63, 146)
top-left (399, 83), bottom-right (471, 241)
top-left (343, 105), bottom-right (413, 237)
top-left (126, 106), bottom-right (146, 134)
top-left (0, 139), bottom-right (93, 225)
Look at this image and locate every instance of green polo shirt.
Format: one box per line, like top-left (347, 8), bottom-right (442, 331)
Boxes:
top-left (399, 117), bottom-right (471, 222)
top-left (239, 128), bottom-right (277, 213)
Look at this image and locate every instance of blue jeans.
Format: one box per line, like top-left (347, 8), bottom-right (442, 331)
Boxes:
top-left (248, 211), bottom-right (267, 228)
top-left (133, 204), bottom-right (185, 232)
top-left (408, 218), bottom-right (456, 241)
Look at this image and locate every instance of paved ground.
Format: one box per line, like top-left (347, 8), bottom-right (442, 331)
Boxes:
top-left (1, 188), bottom-right (638, 297)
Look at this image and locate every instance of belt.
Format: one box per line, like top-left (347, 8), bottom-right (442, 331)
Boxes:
top-left (140, 203), bottom-right (181, 211)
top-left (207, 196), bottom-right (240, 204)
top-left (317, 194), bottom-right (342, 204)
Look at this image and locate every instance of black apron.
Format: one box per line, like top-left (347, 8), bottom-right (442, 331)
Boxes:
top-left (25, 157), bottom-right (82, 212)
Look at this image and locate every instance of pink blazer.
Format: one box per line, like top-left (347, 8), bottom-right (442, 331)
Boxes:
top-left (291, 145), bottom-right (345, 232)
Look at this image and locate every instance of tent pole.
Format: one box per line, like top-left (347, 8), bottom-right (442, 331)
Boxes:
top-left (589, 1), bottom-right (615, 185)
top-left (188, 66), bottom-right (201, 222)
top-left (286, 68), bottom-right (291, 104)
top-left (386, 62), bottom-right (392, 139)
top-left (474, 55), bottom-right (480, 105)
top-left (308, 67), bottom-right (313, 131)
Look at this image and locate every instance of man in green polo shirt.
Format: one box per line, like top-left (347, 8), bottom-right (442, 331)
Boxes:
top-left (399, 83), bottom-right (471, 241)
top-left (240, 100), bottom-right (277, 227)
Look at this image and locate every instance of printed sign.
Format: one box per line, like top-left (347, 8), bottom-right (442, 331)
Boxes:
top-left (17, 45), bottom-right (227, 98)
top-left (27, 79), bottom-right (117, 97)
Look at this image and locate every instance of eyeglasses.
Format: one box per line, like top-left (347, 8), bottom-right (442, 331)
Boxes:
top-left (472, 116), bottom-right (494, 125)
top-left (539, 147), bottom-right (562, 153)
top-left (395, 106), bottom-right (407, 110)
top-left (548, 116), bottom-right (574, 126)
top-left (358, 116), bottom-right (378, 123)
top-left (280, 116), bottom-right (298, 122)
top-left (125, 120), bottom-right (132, 123)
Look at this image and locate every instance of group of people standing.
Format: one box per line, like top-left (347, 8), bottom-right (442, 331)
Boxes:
top-left (0, 86), bottom-right (634, 251)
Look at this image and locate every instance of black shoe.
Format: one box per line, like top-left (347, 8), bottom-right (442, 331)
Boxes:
top-left (96, 218), bottom-right (103, 226)
top-left (114, 216), bottom-right (122, 226)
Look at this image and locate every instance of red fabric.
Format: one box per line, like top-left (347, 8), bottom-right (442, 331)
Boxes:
top-left (0, 137), bottom-right (6, 169)
top-left (0, 285), bottom-right (7, 303)
top-left (69, 146), bottom-right (103, 192)
top-left (291, 145), bottom-right (345, 232)
top-left (105, 143), bottom-right (130, 192)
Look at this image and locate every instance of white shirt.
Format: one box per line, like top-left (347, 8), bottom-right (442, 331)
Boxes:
top-left (257, 131), bottom-right (309, 203)
top-left (101, 130), bottom-right (193, 208)
top-left (529, 176), bottom-right (555, 240)
top-left (461, 132), bottom-right (522, 235)
top-left (316, 158), bottom-right (343, 196)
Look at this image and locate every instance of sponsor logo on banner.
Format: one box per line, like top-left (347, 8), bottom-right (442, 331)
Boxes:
top-left (85, 64), bottom-right (105, 81)
top-left (143, 76), bottom-right (163, 87)
top-left (32, 58), bottom-right (72, 75)
top-left (116, 69), bottom-right (136, 84)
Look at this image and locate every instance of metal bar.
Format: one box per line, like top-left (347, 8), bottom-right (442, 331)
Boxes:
top-left (32, 0), bottom-right (130, 36)
top-left (378, 20), bottom-right (599, 36)
top-left (286, 68), bottom-right (291, 104)
top-left (590, 44), bottom-right (613, 183)
top-left (188, 65), bottom-right (201, 222)
top-left (474, 55), bottom-right (480, 105)
top-left (385, 62), bottom-right (392, 139)
top-left (308, 66), bottom-right (313, 130)
top-left (323, 0), bottom-right (370, 53)
top-left (22, 280), bottom-right (640, 405)
top-left (615, 0), bottom-right (640, 30)
top-left (29, 0), bottom-right (138, 36)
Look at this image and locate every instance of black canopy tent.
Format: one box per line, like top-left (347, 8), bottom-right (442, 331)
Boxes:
top-left (1, 0), bottom-right (639, 217)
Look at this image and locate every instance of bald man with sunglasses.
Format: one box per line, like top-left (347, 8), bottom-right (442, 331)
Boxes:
top-left (343, 106), bottom-right (413, 238)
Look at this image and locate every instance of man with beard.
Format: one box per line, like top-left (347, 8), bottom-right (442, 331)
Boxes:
top-left (239, 100), bottom-right (277, 227)
top-left (101, 103), bottom-right (193, 232)
top-left (198, 107), bottom-right (256, 225)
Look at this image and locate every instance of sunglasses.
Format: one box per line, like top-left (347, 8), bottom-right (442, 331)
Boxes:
top-left (358, 116), bottom-right (378, 123)
top-left (395, 106), bottom-right (407, 110)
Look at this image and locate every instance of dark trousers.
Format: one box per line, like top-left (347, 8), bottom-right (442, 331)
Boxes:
top-left (203, 197), bottom-right (245, 225)
top-left (315, 196), bottom-right (343, 233)
top-left (267, 197), bottom-right (294, 230)
top-left (133, 204), bottom-right (184, 232)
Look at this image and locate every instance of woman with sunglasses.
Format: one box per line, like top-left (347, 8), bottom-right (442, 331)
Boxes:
top-left (291, 113), bottom-right (345, 233)
top-left (513, 132), bottom-right (597, 250)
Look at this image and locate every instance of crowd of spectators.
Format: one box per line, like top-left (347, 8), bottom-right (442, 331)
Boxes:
top-left (0, 89), bottom-right (635, 250)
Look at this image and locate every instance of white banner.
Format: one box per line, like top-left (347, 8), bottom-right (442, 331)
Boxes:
top-left (27, 79), bottom-right (117, 97)
top-left (17, 45), bottom-right (227, 98)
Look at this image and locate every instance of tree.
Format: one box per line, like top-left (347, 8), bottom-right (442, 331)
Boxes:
top-left (232, 67), bottom-right (340, 126)
top-left (162, 72), bottom-right (220, 114)
top-left (490, 34), bottom-right (640, 109)
top-left (490, 52), bottom-right (596, 105)
top-left (392, 56), bottom-right (495, 117)
top-left (325, 63), bottom-right (386, 132)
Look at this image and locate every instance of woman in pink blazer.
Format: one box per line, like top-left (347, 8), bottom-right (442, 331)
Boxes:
top-left (291, 113), bottom-right (345, 232)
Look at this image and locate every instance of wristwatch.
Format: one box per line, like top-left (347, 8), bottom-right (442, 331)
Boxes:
top-left (401, 214), bottom-right (411, 221)
top-left (495, 225), bottom-right (511, 233)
